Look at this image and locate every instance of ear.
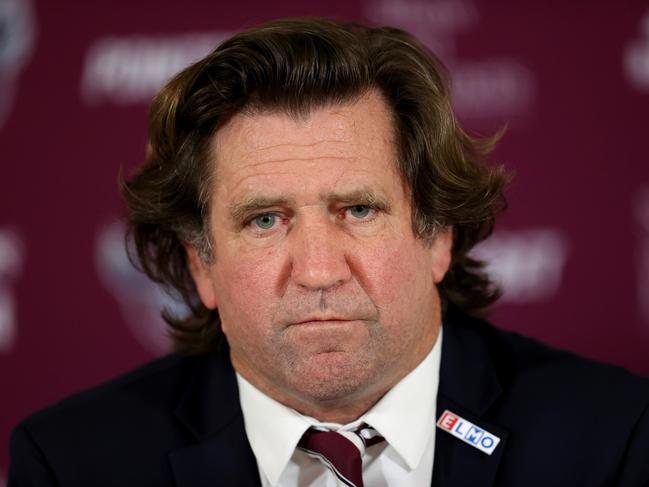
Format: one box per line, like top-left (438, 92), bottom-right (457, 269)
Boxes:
top-left (184, 243), bottom-right (218, 309)
top-left (430, 227), bottom-right (453, 283)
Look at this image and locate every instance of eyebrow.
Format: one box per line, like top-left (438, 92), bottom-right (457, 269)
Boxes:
top-left (321, 188), bottom-right (391, 212)
top-left (229, 196), bottom-right (296, 224)
top-left (228, 187), bottom-right (391, 224)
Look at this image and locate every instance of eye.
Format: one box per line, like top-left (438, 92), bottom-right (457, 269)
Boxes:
top-left (347, 205), bottom-right (373, 220)
top-left (252, 213), bottom-right (277, 230)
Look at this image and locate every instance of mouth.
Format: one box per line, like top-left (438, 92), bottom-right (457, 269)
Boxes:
top-left (292, 318), bottom-right (357, 327)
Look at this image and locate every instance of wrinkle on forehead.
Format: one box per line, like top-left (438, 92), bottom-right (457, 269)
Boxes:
top-left (231, 154), bottom-right (358, 171)
top-left (212, 91), bottom-right (395, 166)
top-left (221, 133), bottom-right (376, 169)
top-left (247, 138), bottom-right (358, 155)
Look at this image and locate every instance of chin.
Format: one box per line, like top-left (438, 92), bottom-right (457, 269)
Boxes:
top-left (286, 353), bottom-right (376, 403)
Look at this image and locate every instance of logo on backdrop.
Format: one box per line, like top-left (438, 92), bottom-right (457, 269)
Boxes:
top-left (624, 9), bottom-right (649, 91)
top-left (364, 0), bottom-right (535, 123)
top-left (0, 0), bottom-right (36, 131)
top-left (0, 228), bottom-right (24, 352)
top-left (472, 228), bottom-right (569, 303)
top-left (95, 220), bottom-right (188, 355)
top-left (81, 32), bottom-right (230, 105)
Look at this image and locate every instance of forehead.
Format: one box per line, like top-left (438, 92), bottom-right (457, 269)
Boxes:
top-left (210, 91), bottom-right (399, 188)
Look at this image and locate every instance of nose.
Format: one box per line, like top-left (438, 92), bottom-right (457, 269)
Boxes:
top-left (289, 214), bottom-right (352, 290)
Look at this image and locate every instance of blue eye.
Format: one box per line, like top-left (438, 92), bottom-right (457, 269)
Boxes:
top-left (253, 214), bottom-right (277, 230)
top-left (348, 205), bottom-right (371, 219)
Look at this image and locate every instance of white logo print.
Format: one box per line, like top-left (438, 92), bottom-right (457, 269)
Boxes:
top-left (0, 228), bottom-right (24, 352)
top-left (624, 9), bottom-right (649, 91)
top-left (81, 32), bottom-right (230, 105)
top-left (472, 228), bottom-right (569, 303)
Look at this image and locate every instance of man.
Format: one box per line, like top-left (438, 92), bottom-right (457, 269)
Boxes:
top-left (9, 18), bottom-right (649, 487)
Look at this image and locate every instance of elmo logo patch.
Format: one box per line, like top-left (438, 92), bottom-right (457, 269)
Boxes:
top-left (436, 410), bottom-right (501, 455)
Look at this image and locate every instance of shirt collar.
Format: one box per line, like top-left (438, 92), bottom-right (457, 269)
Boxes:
top-left (362, 326), bottom-right (442, 469)
top-left (236, 374), bottom-right (312, 485)
top-left (236, 327), bottom-right (442, 485)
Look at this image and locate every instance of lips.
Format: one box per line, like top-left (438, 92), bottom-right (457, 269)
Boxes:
top-left (275, 300), bottom-right (380, 328)
top-left (292, 317), bottom-right (356, 326)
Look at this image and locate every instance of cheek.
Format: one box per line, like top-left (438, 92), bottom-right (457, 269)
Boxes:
top-left (360, 239), bottom-right (434, 311)
top-left (213, 248), bottom-right (285, 337)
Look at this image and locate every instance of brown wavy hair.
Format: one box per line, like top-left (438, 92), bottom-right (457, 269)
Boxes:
top-left (121, 18), bottom-right (510, 354)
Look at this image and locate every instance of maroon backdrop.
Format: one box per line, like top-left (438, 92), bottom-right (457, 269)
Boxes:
top-left (2, 0), bottom-right (649, 480)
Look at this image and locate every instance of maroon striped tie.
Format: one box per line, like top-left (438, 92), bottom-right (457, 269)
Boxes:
top-left (297, 425), bottom-right (384, 487)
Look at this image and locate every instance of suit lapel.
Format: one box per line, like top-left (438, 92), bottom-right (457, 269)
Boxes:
top-left (168, 346), bottom-right (261, 487)
top-left (432, 311), bottom-right (509, 487)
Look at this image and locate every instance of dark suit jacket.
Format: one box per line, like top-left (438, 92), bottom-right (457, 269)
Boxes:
top-left (9, 310), bottom-right (649, 486)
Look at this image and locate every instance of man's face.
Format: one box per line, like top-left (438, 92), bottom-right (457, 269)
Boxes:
top-left (188, 91), bottom-right (452, 421)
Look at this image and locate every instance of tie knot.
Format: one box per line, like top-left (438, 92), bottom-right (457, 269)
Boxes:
top-left (297, 425), bottom-right (384, 487)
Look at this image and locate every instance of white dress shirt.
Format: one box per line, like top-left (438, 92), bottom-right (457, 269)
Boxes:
top-left (236, 327), bottom-right (442, 486)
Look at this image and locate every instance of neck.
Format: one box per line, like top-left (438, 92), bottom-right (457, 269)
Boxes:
top-left (289, 392), bottom-right (386, 424)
